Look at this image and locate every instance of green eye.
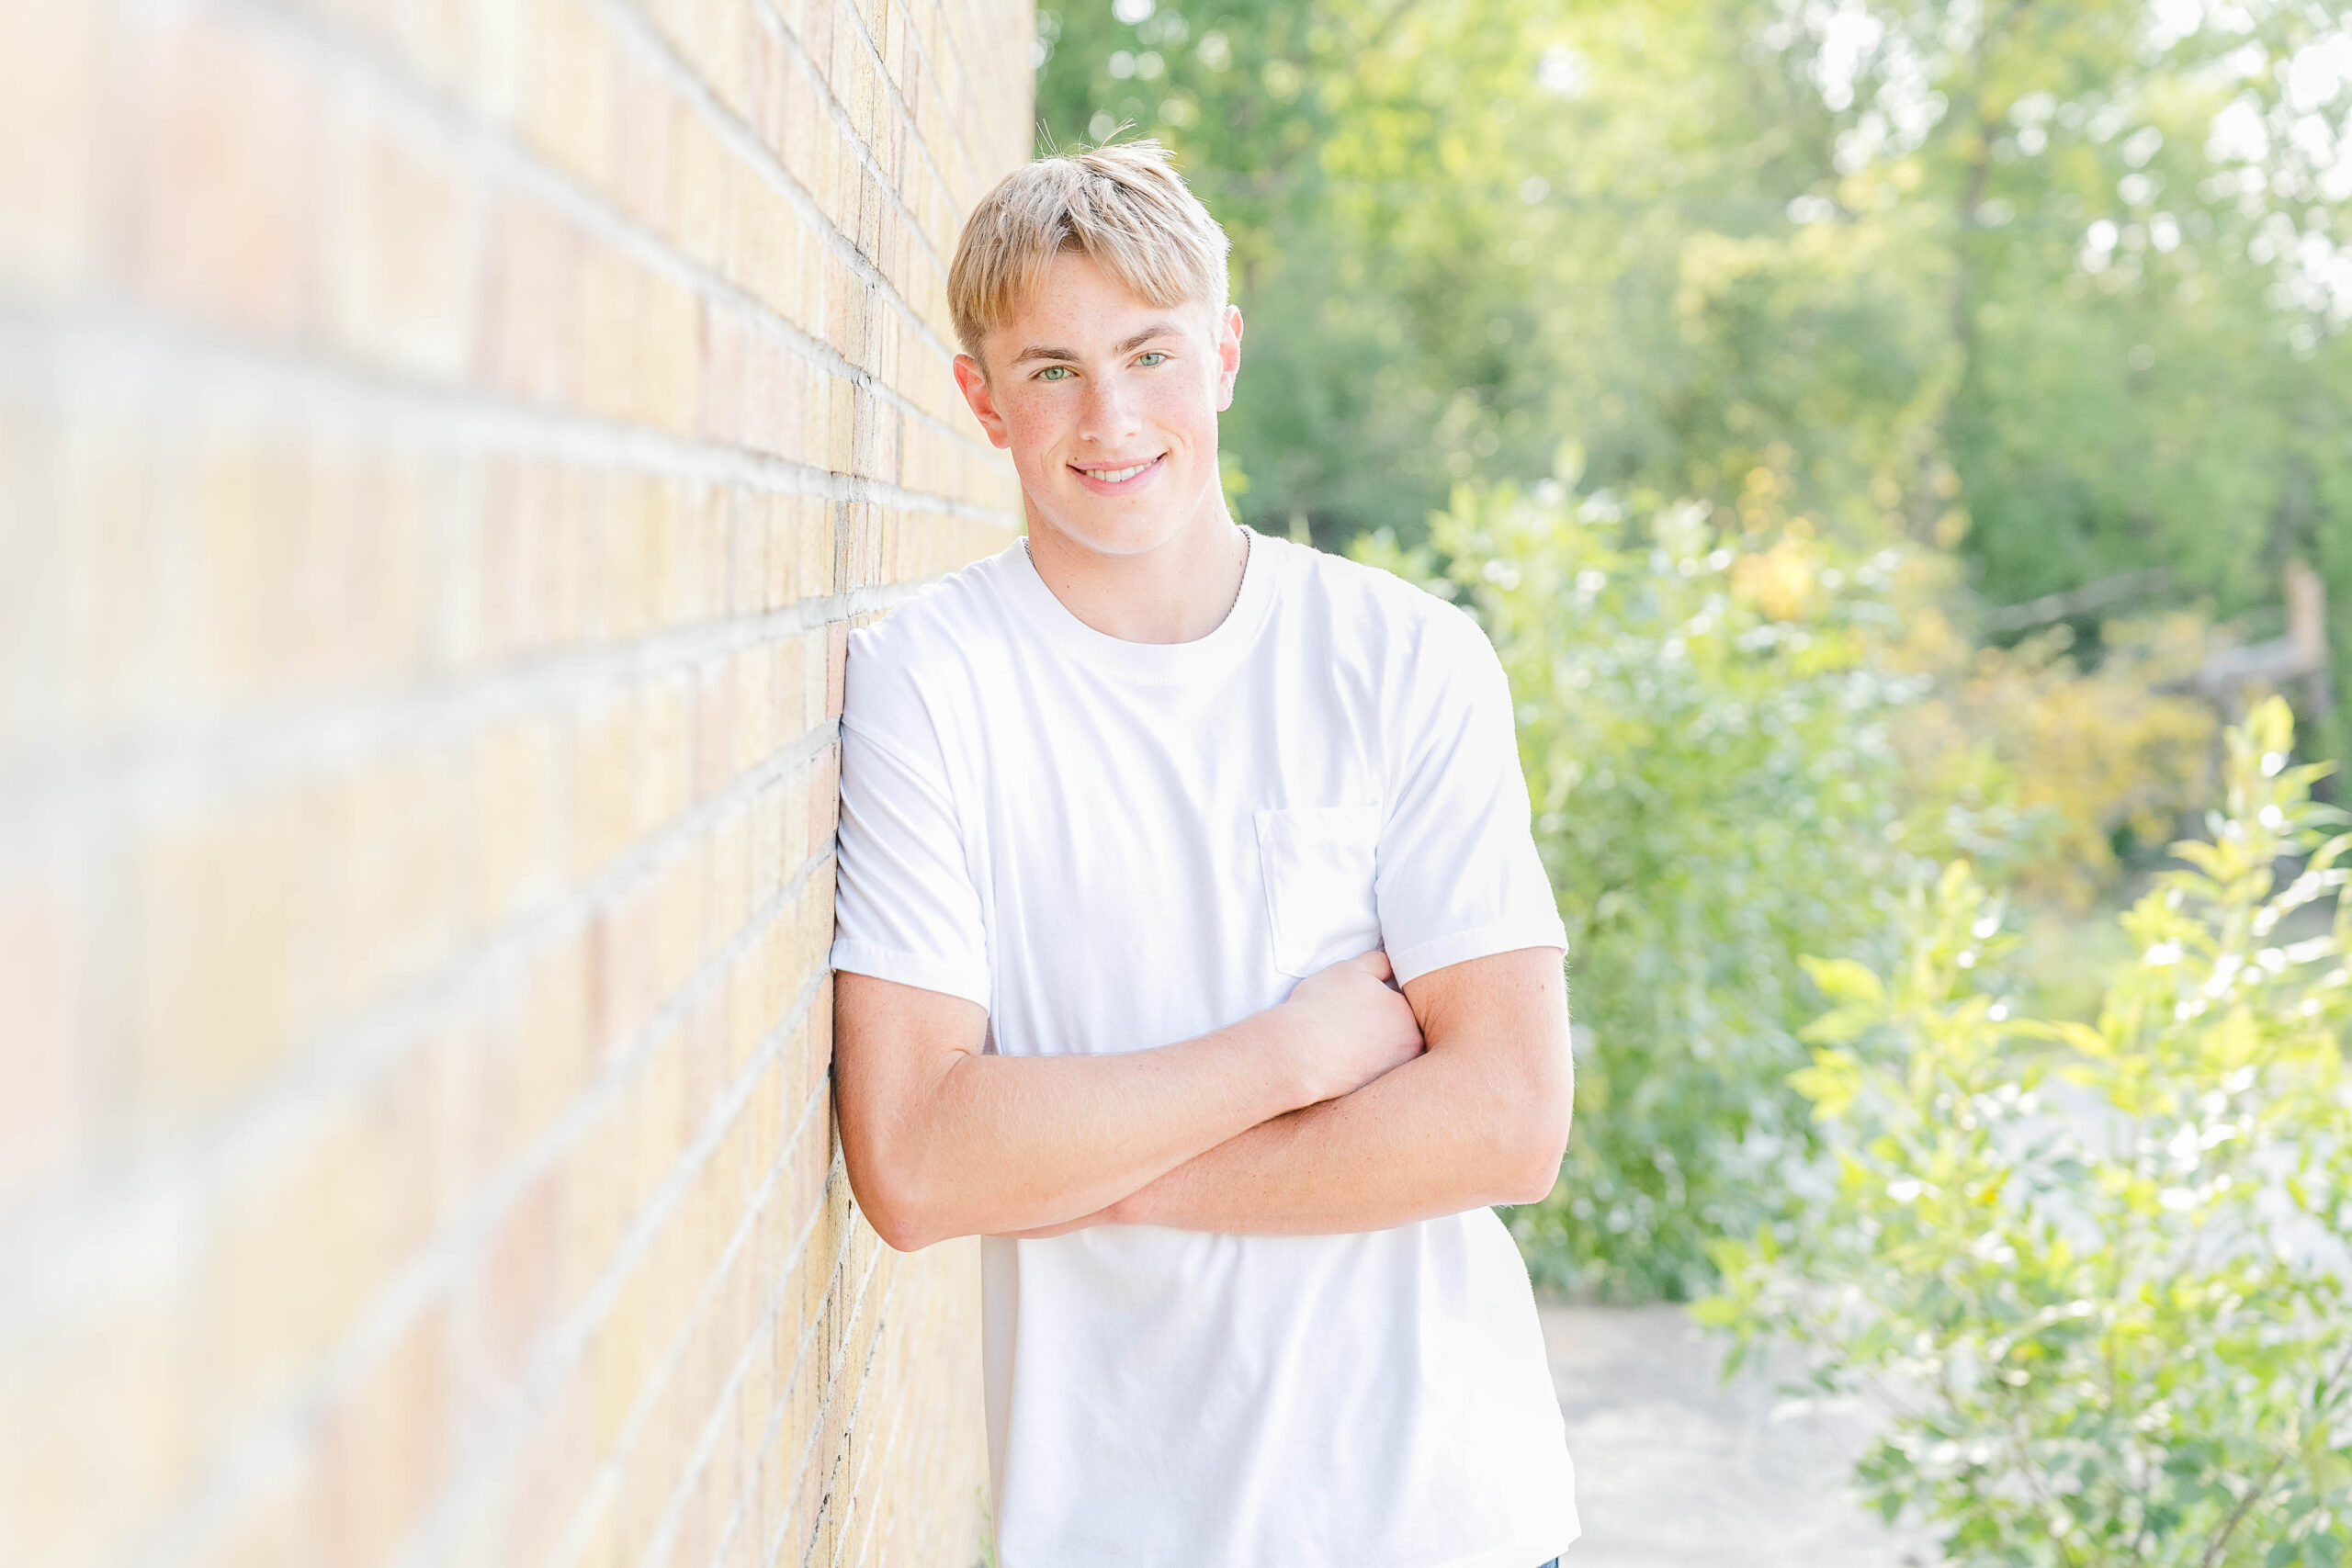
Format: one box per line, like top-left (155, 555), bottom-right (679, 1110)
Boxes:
top-left (1036, 365), bottom-right (1074, 380)
top-left (1136, 351), bottom-right (1168, 367)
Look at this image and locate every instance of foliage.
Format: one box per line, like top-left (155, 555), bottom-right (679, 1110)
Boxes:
top-left (1359, 474), bottom-right (1930, 1299)
top-left (1702, 699), bottom-right (2352, 1565)
top-left (1892, 614), bottom-right (2222, 911)
top-left (1035, 0), bottom-right (2352, 745)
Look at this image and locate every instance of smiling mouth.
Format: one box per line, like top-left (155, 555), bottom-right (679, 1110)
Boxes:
top-left (1072, 455), bottom-right (1164, 486)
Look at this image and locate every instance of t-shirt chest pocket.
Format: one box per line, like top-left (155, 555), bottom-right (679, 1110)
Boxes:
top-left (1252, 803), bottom-right (1384, 978)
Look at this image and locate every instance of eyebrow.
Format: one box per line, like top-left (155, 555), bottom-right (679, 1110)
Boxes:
top-left (1009, 323), bottom-right (1183, 367)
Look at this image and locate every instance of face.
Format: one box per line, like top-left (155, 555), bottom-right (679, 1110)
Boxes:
top-left (955, 249), bottom-right (1243, 558)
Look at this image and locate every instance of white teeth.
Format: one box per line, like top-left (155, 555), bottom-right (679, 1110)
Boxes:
top-left (1090, 459), bottom-right (1153, 483)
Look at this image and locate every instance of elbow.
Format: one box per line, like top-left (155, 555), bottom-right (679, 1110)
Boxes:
top-left (844, 1149), bottom-right (951, 1253)
top-left (1498, 1073), bottom-right (1573, 1206)
top-left (858, 1186), bottom-right (948, 1253)
top-left (1499, 1142), bottom-right (1566, 1206)
top-left (862, 1201), bottom-right (938, 1254)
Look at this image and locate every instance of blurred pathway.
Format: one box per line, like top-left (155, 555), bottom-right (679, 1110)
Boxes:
top-left (1542, 1303), bottom-right (1937, 1567)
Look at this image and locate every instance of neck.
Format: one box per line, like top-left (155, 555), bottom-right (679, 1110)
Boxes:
top-left (1023, 509), bottom-right (1251, 644)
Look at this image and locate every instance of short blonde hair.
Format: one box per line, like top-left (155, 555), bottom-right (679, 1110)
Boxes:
top-left (947, 140), bottom-right (1230, 367)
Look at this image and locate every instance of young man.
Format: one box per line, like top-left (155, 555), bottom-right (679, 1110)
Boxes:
top-left (828, 141), bottom-right (1579, 1566)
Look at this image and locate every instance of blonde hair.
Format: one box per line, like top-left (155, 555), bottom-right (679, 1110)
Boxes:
top-left (947, 140), bottom-right (1230, 367)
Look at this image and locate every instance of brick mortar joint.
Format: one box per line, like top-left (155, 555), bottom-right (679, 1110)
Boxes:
top-left (0, 710), bottom-right (844, 1334)
top-left (760, 1204), bottom-right (888, 1568)
top-left (741, 0), bottom-right (988, 269)
top-left (397, 1055), bottom-right (841, 1568)
top-left (215, 0), bottom-right (994, 453)
top-left (580, 0), bottom-right (971, 371)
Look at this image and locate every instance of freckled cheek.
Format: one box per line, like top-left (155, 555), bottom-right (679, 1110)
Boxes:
top-left (1001, 399), bottom-right (1072, 468)
top-left (1137, 382), bottom-right (1210, 451)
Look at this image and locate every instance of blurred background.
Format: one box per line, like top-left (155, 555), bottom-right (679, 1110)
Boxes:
top-left (1040, 3), bottom-right (2352, 1561)
top-left (3, 0), bottom-right (2348, 1562)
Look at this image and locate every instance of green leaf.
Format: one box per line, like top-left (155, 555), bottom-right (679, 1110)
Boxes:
top-left (1802, 955), bottom-right (1887, 1007)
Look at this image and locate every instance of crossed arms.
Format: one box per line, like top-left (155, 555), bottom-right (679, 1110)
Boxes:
top-left (832, 945), bottom-right (1573, 1252)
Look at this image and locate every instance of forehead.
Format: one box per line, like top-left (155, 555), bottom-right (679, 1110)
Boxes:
top-left (989, 248), bottom-right (1217, 351)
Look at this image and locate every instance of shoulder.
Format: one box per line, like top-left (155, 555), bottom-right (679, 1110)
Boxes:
top-left (847, 543), bottom-right (1025, 670)
top-left (843, 542), bottom-right (1026, 732)
top-left (1269, 535), bottom-right (1500, 677)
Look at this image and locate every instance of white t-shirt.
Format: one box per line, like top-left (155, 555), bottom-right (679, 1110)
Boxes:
top-left (829, 529), bottom-right (1578, 1568)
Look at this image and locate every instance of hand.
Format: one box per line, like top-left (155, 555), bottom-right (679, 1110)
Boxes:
top-left (1273, 949), bottom-right (1426, 1105)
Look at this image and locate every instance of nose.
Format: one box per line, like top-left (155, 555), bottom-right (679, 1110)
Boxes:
top-left (1076, 368), bottom-right (1141, 446)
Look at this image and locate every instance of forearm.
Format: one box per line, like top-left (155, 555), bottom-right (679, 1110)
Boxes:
top-left (1113, 948), bottom-right (1573, 1235)
top-left (842, 1002), bottom-right (1311, 1248)
top-left (1111, 1046), bottom-right (1566, 1234)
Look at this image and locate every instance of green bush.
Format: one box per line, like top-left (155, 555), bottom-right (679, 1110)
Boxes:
top-left (1702, 698), bottom-right (2352, 1565)
top-left (1359, 477), bottom-right (1926, 1299)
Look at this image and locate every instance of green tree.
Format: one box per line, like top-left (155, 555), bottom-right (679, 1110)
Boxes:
top-left (1705, 699), bottom-right (2352, 1563)
top-left (1787, 0), bottom-right (2352, 750)
top-left (1038, 0), bottom-right (2352, 740)
top-left (1359, 476), bottom-right (1928, 1298)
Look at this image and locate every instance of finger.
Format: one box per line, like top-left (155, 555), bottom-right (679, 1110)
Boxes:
top-left (1349, 948), bottom-right (1393, 981)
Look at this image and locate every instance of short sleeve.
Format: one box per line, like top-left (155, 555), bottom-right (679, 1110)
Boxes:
top-left (829, 636), bottom-right (990, 1009)
top-left (1374, 609), bottom-right (1567, 987)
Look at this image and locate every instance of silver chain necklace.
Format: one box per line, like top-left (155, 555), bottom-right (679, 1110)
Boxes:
top-left (1023, 526), bottom-right (1252, 629)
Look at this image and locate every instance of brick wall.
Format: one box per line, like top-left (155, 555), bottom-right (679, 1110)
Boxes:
top-left (0, 1), bottom-right (1029, 1564)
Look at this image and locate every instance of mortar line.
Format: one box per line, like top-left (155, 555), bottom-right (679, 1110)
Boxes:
top-left (632, 1151), bottom-right (892, 1568)
top-left (0, 295), bottom-right (1015, 534)
top-left (612, 0), bottom-right (960, 291)
top-left (568, 0), bottom-right (970, 376)
top-left (772, 1223), bottom-right (886, 1568)
top-left (745, 1149), bottom-right (873, 1568)
top-left (391, 1076), bottom-right (840, 1568)
top-left (0, 709), bottom-right (841, 1325)
top-left (0, 538), bottom-right (933, 838)
top-left (737, 0), bottom-right (978, 284)
top-left (808, 1244), bottom-right (893, 1568)
top-left (120, 863), bottom-right (838, 1568)
top-left (822, 1258), bottom-right (907, 1568)
top-left (703, 1155), bottom-right (854, 1568)
top-left (548, 1075), bottom-right (831, 1568)
top-left (208, 0), bottom-right (1001, 466)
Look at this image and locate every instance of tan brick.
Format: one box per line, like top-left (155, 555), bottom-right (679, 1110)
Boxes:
top-left (345, 450), bottom-right (437, 683)
top-left (323, 107), bottom-right (479, 380)
top-left (693, 653), bottom-right (739, 802)
top-left (0, 1284), bottom-right (202, 1568)
top-left (708, 803), bottom-right (753, 941)
top-left (671, 101), bottom-right (734, 276)
top-left (482, 1170), bottom-right (562, 1383)
top-left (128, 11), bottom-right (318, 335)
top-left (10, 0), bottom-right (1017, 1555)
top-left (514, 929), bottom-right (594, 1144)
top-left (519, 0), bottom-right (616, 187)
top-left (639, 267), bottom-right (705, 435)
top-left (475, 715), bottom-right (562, 926)
top-left (592, 1254), bottom-right (653, 1452)
top-left (0, 0), bottom-right (104, 291)
top-left (0, 846), bottom-right (93, 1210)
top-left (650, 836), bottom-right (707, 1003)
top-left (320, 1306), bottom-right (451, 1563)
top-left (478, 201), bottom-right (581, 407)
top-left (340, 745), bottom-right (468, 1008)
top-left (191, 1092), bottom-right (420, 1486)
top-left (639, 673), bottom-right (694, 837)
top-left (608, 46), bottom-right (678, 236)
top-left (130, 795), bottom-right (306, 1126)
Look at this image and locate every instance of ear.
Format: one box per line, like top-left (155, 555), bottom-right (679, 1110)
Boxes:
top-left (1214, 305), bottom-right (1244, 413)
top-left (955, 354), bottom-right (1012, 449)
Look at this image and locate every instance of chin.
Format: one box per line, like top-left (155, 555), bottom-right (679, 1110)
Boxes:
top-left (1053, 513), bottom-right (1191, 557)
top-left (1034, 481), bottom-right (1213, 558)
